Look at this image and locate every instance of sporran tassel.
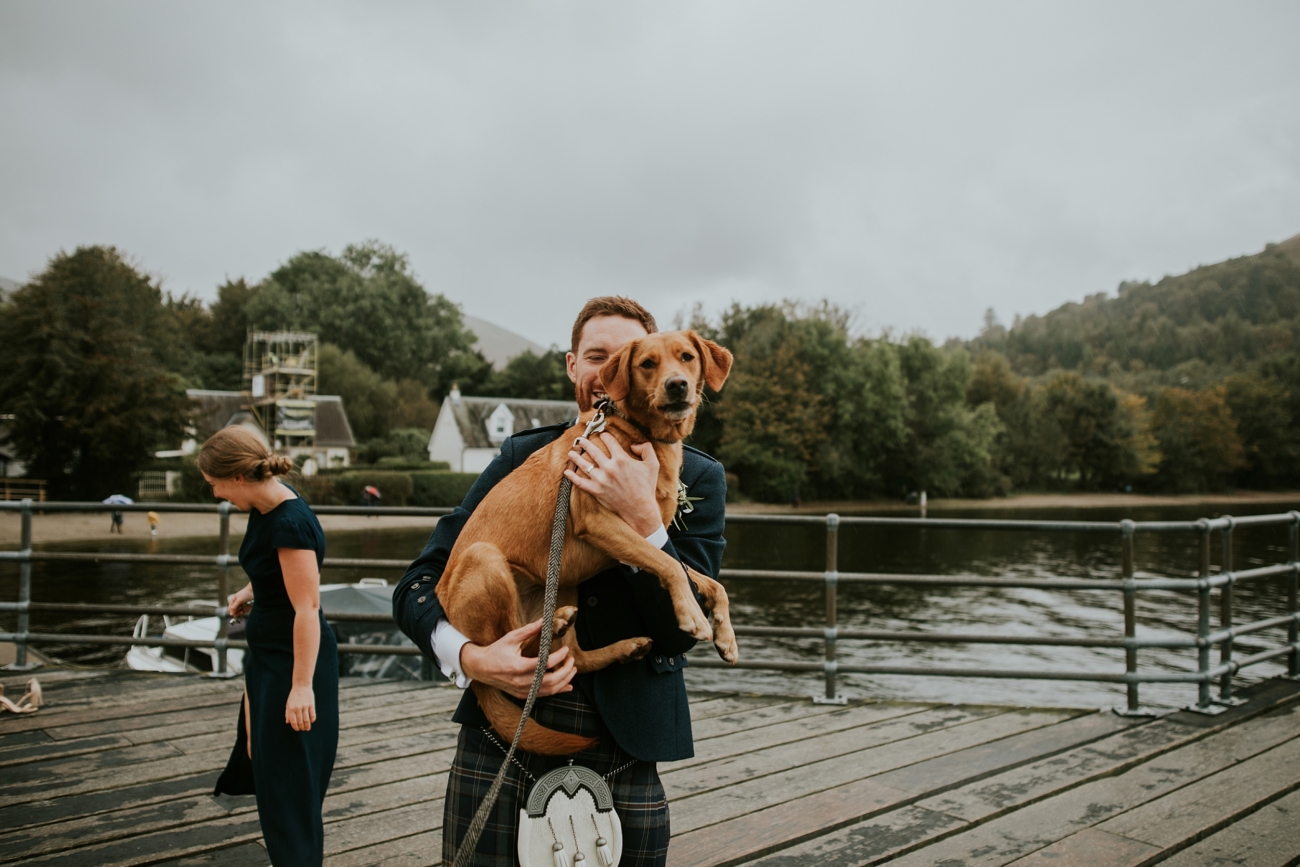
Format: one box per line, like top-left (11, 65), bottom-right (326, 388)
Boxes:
top-left (551, 842), bottom-right (567, 867)
top-left (592, 814), bottom-right (614, 866)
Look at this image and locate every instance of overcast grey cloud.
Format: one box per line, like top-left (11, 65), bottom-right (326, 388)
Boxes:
top-left (2, 1), bottom-right (1298, 348)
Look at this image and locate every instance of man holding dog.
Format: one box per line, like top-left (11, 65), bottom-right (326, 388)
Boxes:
top-left (395, 297), bottom-right (728, 866)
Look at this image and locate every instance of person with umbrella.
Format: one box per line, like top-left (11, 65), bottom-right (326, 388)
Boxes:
top-left (103, 494), bottom-right (133, 534)
top-left (361, 485), bottom-right (381, 517)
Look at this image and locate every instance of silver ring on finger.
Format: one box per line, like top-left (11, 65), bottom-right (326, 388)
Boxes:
top-left (584, 463), bottom-right (594, 474)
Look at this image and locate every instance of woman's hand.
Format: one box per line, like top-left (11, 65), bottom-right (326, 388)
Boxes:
top-left (285, 684), bottom-right (316, 731)
top-left (228, 584), bottom-right (254, 619)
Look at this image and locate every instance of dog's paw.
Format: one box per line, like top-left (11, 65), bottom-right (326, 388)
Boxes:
top-left (678, 611), bottom-right (713, 642)
top-left (714, 633), bottom-right (739, 665)
top-left (613, 637), bottom-right (653, 664)
top-left (553, 606), bottom-right (578, 638)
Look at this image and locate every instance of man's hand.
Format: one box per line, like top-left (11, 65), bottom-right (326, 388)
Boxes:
top-left (459, 619), bottom-right (576, 699)
top-left (565, 433), bottom-right (663, 536)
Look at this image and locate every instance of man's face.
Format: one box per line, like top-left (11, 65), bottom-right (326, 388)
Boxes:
top-left (566, 315), bottom-right (650, 411)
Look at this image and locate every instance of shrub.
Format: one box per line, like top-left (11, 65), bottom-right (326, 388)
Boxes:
top-left (410, 471), bottom-right (478, 507)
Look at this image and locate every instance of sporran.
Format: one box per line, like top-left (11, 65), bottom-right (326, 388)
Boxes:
top-left (518, 763), bottom-right (621, 866)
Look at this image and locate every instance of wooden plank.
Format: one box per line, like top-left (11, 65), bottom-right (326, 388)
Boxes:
top-left (688, 694), bottom-right (802, 722)
top-left (883, 701), bottom-right (1300, 867)
top-left (731, 804), bottom-right (967, 867)
top-left (669, 708), bottom-right (1059, 832)
top-left (668, 777), bottom-right (914, 867)
top-left (869, 710), bottom-right (1137, 797)
top-left (689, 697), bottom-right (881, 743)
top-left (150, 842), bottom-right (271, 867)
top-left (914, 701), bottom-right (1300, 824)
top-left (663, 705), bottom-right (1000, 800)
top-left (729, 714), bottom-right (1146, 867)
top-left (0, 733), bottom-right (134, 769)
top-left (325, 830), bottom-right (440, 867)
top-left (1157, 787), bottom-right (1300, 867)
top-left (1003, 828), bottom-right (1160, 867)
top-left (1095, 734), bottom-right (1300, 849)
top-left (675, 702), bottom-right (939, 770)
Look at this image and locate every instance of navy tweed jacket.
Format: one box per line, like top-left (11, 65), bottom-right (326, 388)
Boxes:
top-left (392, 421), bottom-right (727, 762)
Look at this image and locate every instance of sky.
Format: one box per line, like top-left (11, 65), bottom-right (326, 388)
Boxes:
top-left (2, 1), bottom-right (1299, 349)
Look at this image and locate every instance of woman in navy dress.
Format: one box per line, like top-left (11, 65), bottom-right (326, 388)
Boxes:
top-left (201, 427), bottom-right (339, 866)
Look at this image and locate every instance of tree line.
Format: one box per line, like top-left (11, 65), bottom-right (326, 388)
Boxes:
top-left (2, 237), bottom-right (1298, 501)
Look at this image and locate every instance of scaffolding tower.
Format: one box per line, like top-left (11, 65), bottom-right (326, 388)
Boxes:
top-left (243, 331), bottom-right (319, 452)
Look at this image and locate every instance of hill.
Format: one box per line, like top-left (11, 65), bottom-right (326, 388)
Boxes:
top-left (972, 232), bottom-right (1300, 388)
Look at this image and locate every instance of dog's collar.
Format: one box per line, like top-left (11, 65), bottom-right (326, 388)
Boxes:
top-left (592, 397), bottom-right (681, 445)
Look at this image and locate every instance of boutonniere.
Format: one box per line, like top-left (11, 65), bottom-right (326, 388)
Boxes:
top-left (673, 479), bottom-right (704, 531)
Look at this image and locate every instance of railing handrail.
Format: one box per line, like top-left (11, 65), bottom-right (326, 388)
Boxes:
top-left (3, 497), bottom-right (1298, 712)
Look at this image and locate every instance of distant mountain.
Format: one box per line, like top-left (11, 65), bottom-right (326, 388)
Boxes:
top-left (973, 232), bottom-right (1300, 382)
top-left (462, 315), bottom-right (549, 369)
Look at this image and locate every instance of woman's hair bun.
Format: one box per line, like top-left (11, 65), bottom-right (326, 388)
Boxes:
top-left (265, 454), bottom-right (296, 477)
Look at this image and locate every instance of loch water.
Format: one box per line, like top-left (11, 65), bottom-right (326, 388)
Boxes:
top-left (3, 500), bottom-right (1298, 710)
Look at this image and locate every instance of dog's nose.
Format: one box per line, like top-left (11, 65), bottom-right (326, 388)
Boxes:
top-left (666, 376), bottom-right (689, 400)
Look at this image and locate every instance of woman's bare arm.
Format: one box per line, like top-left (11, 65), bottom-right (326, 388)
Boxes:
top-left (280, 548), bottom-right (322, 732)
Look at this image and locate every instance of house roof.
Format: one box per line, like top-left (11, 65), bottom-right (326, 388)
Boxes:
top-left (447, 395), bottom-right (578, 449)
top-left (185, 390), bottom-right (356, 449)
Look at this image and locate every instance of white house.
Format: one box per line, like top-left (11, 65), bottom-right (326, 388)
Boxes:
top-left (428, 386), bottom-right (578, 473)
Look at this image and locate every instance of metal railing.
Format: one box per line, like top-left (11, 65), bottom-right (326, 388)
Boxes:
top-left (2, 499), bottom-right (1299, 714)
top-left (0, 499), bottom-right (451, 675)
top-left (694, 512), bottom-right (1300, 714)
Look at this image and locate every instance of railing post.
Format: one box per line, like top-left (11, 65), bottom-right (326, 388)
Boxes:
top-left (215, 501), bottom-right (231, 676)
top-left (6, 499), bottom-right (37, 670)
top-left (1289, 511), bottom-right (1299, 679)
top-left (1117, 519), bottom-right (1143, 714)
top-left (1186, 519), bottom-right (1223, 713)
top-left (1215, 516), bottom-right (1245, 706)
top-left (814, 513), bottom-right (845, 704)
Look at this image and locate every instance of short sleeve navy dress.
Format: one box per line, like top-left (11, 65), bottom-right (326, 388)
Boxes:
top-left (215, 487), bottom-right (339, 867)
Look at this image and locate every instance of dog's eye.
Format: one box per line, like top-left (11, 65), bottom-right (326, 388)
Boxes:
top-left (681, 352), bottom-right (694, 362)
top-left (640, 359), bottom-right (657, 369)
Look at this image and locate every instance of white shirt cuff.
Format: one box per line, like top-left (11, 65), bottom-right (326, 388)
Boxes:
top-left (432, 617), bottom-right (473, 688)
top-left (624, 524), bottom-right (670, 571)
top-left (644, 524), bottom-right (670, 550)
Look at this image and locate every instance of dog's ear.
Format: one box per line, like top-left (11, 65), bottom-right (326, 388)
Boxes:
top-left (689, 331), bottom-right (733, 392)
top-left (598, 340), bottom-right (637, 402)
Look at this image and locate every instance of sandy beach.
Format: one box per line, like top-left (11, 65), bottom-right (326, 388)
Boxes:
top-left (2, 490), bottom-right (1297, 545)
top-left (0, 510), bottom-right (443, 546)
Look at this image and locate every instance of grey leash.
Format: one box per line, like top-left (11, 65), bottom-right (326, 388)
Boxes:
top-left (450, 407), bottom-right (611, 866)
top-left (450, 473), bottom-right (570, 867)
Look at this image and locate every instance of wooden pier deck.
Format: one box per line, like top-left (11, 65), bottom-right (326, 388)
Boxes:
top-left (3, 669), bottom-right (1300, 867)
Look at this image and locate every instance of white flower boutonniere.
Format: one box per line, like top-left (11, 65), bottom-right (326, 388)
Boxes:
top-left (673, 479), bottom-right (704, 531)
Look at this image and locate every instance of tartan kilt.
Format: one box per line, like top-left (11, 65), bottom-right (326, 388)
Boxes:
top-left (442, 688), bottom-right (670, 867)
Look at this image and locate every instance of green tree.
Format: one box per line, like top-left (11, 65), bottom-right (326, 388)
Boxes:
top-left (886, 337), bottom-right (1003, 497)
top-left (1151, 386), bottom-right (1246, 492)
top-left (480, 349), bottom-right (573, 401)
top-left (1223, 370), bottom-right (1300, 488)
top-left (0, 247), bottom-right (189, 498)
top-left (317, 342), bottom-right (398, 441)
top-left (1039, 372), bottom-right (1156, 489)
top-left (247, 241), bottom-right (474, 390)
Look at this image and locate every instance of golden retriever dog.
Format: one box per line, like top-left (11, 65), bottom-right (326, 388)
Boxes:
top-left (436, 330), bottom-right (738, 754)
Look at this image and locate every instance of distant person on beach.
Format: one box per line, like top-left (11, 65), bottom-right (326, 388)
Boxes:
top-left (147, 511), bottom-right (159, 536)
top-left (109, 511), bottom-right (123, 534)
top-left (200, 428), bottom-right (339, 867)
